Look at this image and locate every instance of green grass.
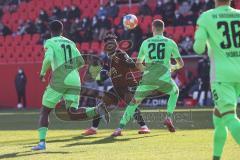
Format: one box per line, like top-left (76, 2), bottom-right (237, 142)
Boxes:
top-left (0, 108), bottom-right (239, 160)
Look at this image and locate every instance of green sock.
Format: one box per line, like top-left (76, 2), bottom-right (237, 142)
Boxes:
top-left (86, 108), bottom-right (97, 118)
top-left (213, 156), bottom-right (221, 160)
top-left (38, 127), bottom-right (48, 142)
top-left (167, 112), bottom-right (173, 119)
top-left (119, 103), bottom-right (139, 129)
top-left (167, 90), bottom-right (178, 115)
top-left (222, 113), bottom-right (240, 144)
top-left (213, 115), bottom-right (227, 159)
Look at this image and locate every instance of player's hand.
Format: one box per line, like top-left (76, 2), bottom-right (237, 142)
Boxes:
top-left (39, 75), bottom-right (46, 82)
top-left (170, 65), bottom-right (179, 73)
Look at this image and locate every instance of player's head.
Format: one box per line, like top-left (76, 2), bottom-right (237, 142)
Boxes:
top-left (152, 19), bottom-right (164, 35)
top-left (103, 32), bottom-right (118, 56)
top-left (215, 0), bottom-right (232, 6)
top-left (49, 20), bottom-right (63, 36)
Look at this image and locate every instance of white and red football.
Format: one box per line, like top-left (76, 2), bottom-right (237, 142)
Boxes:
top-left (123, 14), bottom-right (138, 30)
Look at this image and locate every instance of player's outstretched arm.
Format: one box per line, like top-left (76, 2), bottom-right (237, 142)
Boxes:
top-left (193, 14), bottom-right (208, 54)
top-left (193, 26), bottom-right (208, 54)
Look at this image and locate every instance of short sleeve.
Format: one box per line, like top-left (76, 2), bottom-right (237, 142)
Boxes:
top-left (194, 13), bottom-right (208, 54)
top-left (195, 13), bottom-right (208, 41)
top-left (171, 40), bottom-right (181, 58)
top-left (43, 40), bottom-right (54, 60)
top-left (137, 41), bottom-right (146, 63)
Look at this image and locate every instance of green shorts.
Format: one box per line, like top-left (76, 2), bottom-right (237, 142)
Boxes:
top-left (134, 78), bottom-right (178, 100)
top-left (211, 82), bottom-right (240, 114)
top-left (42, 85), bottom-right (80, 109)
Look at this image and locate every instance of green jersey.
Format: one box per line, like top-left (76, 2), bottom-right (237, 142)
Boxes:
top-left (40, 36), bottom-right (84, 87)
top-left (138, 35), bottom-right (181, 80)
top-left (194, 5), bottom-right (240, 82)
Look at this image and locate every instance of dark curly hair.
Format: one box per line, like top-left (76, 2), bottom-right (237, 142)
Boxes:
top-left (103, 32), bottom-right (118, 54)
top-left (103, 32), bottom-right (118, 42)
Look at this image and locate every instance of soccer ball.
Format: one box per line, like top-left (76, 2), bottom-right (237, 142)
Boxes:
top-left (17, 103), bottom-right (23, 109)
top-left (123, 14), bottom-right (138, 30)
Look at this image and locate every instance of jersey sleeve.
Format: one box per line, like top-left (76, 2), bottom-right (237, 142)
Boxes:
top-left (40, 41), bottom-right (53, 76)
top-left (193, 13), bottom-right (208, 54)
top-left (137, 41), bottom-right (146, 63)
top-left (73, 44), bottom-right (85, 68)
top-left (171, 40), bottom-right (181, 58)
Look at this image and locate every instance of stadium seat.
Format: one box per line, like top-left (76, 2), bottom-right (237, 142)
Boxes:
top-left (91, 42), bottom-right (100, 52)
top-left (31, 34), bottom-right (40, 44)
top-left (5, 35), bottom-right (13, 46)
top-left (76, 43), bottom-right (81, 50)
top-left (119, 5), bottom-right (129, 17)
top-left (22, 34), bottom-right (31, 45)
top-left (33, 45), bottom-right (43, 62)
top-left (114, 17), bottom-right (122, 26)
top-left (16, 52), bottom-right (25, 63)
top-left (153, 15), bottom-right (162, 20)
top-left (147, 0), bottom-right (157, 11)
top-left (13, 35), bottom-right (22, 46)
top-left (0, 51), bottom-right (7, 64)
top-left (131, 51), bottom-right (138, 58)
top-left (165, 26), bottom-right (174, 35)
top-left (5, 46), bottom-right (15, 63)
top-left (80, 42), bottom-right (90, 52)
top-left (184, 25), bottom-right (195, 37)
top-left (174, 26), bottom-right (184, 34)
top-left (143, 16), bottom-right (152, 24)
top-left (0, 36), bottom-right (4, 46)
top-left (137, 16), bottom-right (143, 23)
top-left (129, 5), bottom-right (139, 15)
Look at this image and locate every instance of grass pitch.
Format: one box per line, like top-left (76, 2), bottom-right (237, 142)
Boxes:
top-left (0, 108), bottom-right (239, 160)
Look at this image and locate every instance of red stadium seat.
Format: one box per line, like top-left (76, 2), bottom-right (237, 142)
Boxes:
top-left (31, 34), bottom-right (40, 44)
top-left (139, 23), bottom-right (150, 34)
top-left (17, 46), bottom-right (25, 54)
top-left (0, 36), bottom-right (4, 46)
top-left (114, 17), bottom-right (122, 26)
top-left (131, 51), bottom-right (138, 58)
top-left (129, 5), bottom-right (139, 15)
top-left (0, 56), bottom-right (5, 64)
top-left (153, 15), bottom-right (162, 20)
top-left (174, 26), bottom-right (184, 34)
top-left (13, 35), bottom-right (22, 46)
top-left (16, 52), bottom-right (25, 63)
top-left (137, 16), bottom-right (143, 23)
top-left (90, 42), bottom-right (100, 52)
top-left (6, 46), bottom-right (16, 63)
top-left (76, 43), bottom-right (81, 50)
top-left (119, 6), bottom-right (129, 17)
top-left (80, 42), bottom-right (90, 51)
top-left (5, 35), bottom-right (13, 46)
top-left (147, 0), bottom-right (157, 11)
top-left (165, 26), bottom-right (174, 35)
top-left (143, 16), bottom-right (152, 24)
top-left (184, 25), bottom-right (195, 37)
top-left (33, 45), bottom-right (44, 62)
top-left (22, 34), bottom-right (31, 45)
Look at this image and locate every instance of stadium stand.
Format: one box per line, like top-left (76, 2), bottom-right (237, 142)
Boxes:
top-left (1, 0), bottom-right (238, 64)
